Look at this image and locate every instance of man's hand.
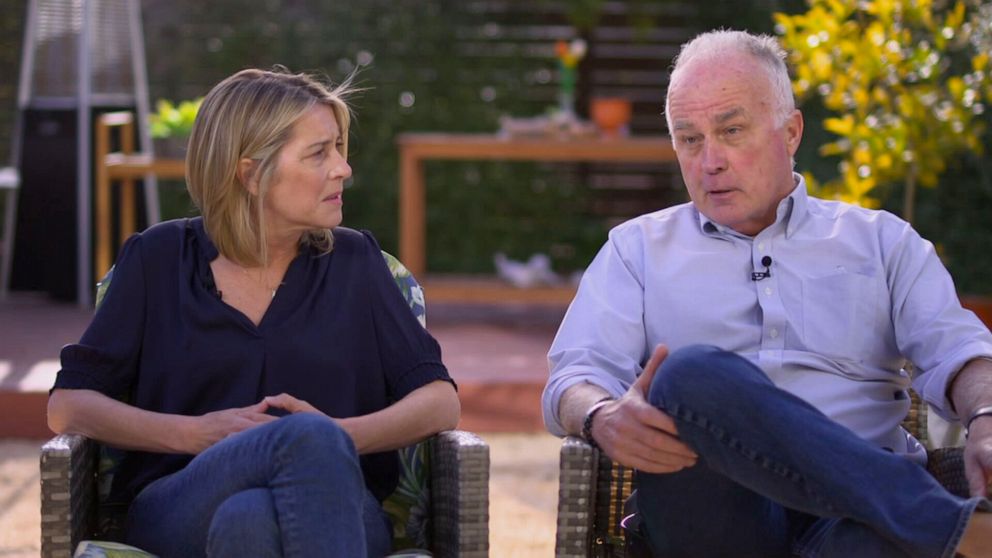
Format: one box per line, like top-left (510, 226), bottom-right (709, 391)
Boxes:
top-left (591, 344), bottom-right (698, 473)
top-left (964, 417), bottom-right (992, 497)
top-left (186, 401), bottom-right (276, 454)
top-left (949, 357), bottom-right (992, 497)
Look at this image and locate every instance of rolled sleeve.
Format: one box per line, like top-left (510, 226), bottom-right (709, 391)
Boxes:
top-left (886, 218), bottom-right (992, 420)
top-left (543, 228), bottom-right (649, 436)
top-left (363, 231), bottom-right (455, 401)
top-left (912, 339), bottom-right (992, 421)
top-left (53, 234), bottom-right (147, 399)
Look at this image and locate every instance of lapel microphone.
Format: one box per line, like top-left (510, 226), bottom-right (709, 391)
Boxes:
top-left (751, 255), bottom-right (773, 281)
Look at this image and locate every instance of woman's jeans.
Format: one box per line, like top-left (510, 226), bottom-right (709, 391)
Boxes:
top-left (125, 413), bottom-right (392, 558)
top-left (636, 345), bottom-right (989, 558)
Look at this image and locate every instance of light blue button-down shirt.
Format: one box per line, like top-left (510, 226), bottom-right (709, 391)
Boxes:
top-left (543, 174), bottom-right (992, 462)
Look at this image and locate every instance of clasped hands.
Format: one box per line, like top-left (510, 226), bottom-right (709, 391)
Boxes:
top-left (186, 393), bottom-right (323, 454)
top-left (589, 344), bottom-right (699, 474)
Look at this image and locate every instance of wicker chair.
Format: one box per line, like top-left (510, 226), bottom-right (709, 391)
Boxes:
top-left (40, 430), bottom-right (489, 557)
top-left (39, 251), bottom-right (490, 558)
top-left (554, 390), bottom-right (974, 557)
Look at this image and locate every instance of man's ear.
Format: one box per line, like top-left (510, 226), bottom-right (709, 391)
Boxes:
top-left (784, 109), bottom-right (804, 157)
top-left (237, 158), bottom-right (259, 196)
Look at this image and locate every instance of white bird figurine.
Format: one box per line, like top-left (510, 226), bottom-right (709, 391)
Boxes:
top-left (494, 252), bottom-right (560, 288)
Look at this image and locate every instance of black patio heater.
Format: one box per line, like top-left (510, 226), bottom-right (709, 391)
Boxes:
top-left (9, 0), bottom-right (156, 306)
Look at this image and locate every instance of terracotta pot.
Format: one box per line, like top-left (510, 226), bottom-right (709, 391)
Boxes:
top-left (590, 97), bottom-right (632, 137)
top-left (961, 295), bottom-right (992, 329)
top-left (153, 136), bottom-right (189, 160)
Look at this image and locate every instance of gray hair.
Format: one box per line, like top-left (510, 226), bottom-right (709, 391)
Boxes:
top-left (665, 30), bottom-right (795, 131)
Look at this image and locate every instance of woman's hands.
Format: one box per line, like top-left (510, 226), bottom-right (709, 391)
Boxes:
top-left (185, 401), bottom-right (277, 454)
top-left (50, 386), bottom-right (456, 457)
top-left (260, 393), bottom-right (322, 416)
top-left (263, 383), bottom-right (460, 455)
top-left (187, 394), bottom-right (327, 454)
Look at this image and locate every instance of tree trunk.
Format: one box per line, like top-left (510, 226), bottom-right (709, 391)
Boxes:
top-left (903, 164), bottom-right (918, 224)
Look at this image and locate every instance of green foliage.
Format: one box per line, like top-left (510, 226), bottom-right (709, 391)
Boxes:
top-left (140, 0), bottom-right (606, 273)
top-left (776, 0), bottom-right (992, 220)
top-left (148, 97), bottom-right (202, 139)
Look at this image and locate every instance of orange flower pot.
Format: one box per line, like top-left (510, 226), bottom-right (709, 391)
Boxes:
top-left (590, 97), bottom-right (632, 137)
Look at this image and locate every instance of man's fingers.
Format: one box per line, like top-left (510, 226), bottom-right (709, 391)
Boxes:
top-left (636, 403), bottom-right (682, 436)
top-left (610, 422), bottom-right (697, 463)
top-left (966, 462), bottom-right (990, 497)
top-left (599, 403), bottom-right (698, 468)
top-left (605, 432), bottom-right (698, 473)
top-left (633, 344), bottom-right (668, 395)
top-left (644, 344), bottom-right (670, 375)
top-left (621, 389), bottom-right (685, 438)
top-left (624, 452), bottom-right (694, 474)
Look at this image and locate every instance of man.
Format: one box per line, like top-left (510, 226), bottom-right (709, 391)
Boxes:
top-left (543, 30), bottom-right (992, 557)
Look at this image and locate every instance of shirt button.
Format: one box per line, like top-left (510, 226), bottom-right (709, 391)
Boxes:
top-left (764, 287), bottom-right (773, 296)
top-left (758, 242), bottom-right (765, 252)
top-left (770, 328), bottom-right (779, 339)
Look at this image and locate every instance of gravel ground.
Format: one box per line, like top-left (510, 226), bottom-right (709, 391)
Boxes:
top-left (0, 432), bottom-right (560, 557)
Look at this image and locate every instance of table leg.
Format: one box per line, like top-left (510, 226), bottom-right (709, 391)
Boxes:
top-left (399, 149), bottom-right (426, 276)
top-left (119, 120), bottom-right (136, 245)
top-left (94, 117), bottom-right (112, 283)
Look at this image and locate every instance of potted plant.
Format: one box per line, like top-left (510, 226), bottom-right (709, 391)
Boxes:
top-left (148, 97), bottom-right (202, 159)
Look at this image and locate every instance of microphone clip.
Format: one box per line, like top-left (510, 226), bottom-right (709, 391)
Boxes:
top-left (751, 255), bottom-right (773, 282)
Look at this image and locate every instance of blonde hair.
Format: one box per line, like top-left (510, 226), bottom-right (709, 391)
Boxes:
top-left (186, 67), bottom-right (354, 266)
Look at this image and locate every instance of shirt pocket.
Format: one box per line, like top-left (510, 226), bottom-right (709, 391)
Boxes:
top-left (801, 269), bottom-right (882, 360)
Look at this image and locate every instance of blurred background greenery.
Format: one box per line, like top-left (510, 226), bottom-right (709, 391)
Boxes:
top-left (1, 0), bottom-right (989, 293)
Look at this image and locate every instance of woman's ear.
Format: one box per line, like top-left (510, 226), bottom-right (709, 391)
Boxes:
top-left (237, 158), bottom-right (259, 196)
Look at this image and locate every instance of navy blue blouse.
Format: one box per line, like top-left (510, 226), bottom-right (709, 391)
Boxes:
top-left (54, 218), bottom-right (452, 504)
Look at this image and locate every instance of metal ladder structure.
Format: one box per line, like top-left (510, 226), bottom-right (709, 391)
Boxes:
top-left (11, 0), bottom-right (155, 306)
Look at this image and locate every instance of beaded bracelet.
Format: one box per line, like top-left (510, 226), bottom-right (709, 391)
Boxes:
top-left (581, 397), bottom-right (614, 451)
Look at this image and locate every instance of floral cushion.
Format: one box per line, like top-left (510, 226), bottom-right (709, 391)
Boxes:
top-left (382, 251), bottom-right (427, 328)
top-left (84, 251), bottom-right (434, 554)
top-left (74, 541), bottom-right (156, 558)
top-left (383, 439), bottom-right (432, 549)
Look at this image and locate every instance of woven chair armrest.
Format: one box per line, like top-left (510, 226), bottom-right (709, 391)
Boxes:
top-left (927, 447), bottom-right (974, 499)
top-left (40, 434), bottom-right (98, 558)
top-left (430, 429), bottom-right (490, 557)
top-left (555, 436), bottom-right (598, 558)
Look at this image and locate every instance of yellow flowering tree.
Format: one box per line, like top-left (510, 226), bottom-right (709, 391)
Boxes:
top-left (775, 0), bottom-right (992, 222)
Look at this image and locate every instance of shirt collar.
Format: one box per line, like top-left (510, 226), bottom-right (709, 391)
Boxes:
top-left (190, 216), bottom-right (220, 261)
top-left (697, 172), bottom-right (808, 239)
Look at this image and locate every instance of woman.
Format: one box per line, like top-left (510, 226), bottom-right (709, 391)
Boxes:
top-left (47, 68), bottom-right (460, 558)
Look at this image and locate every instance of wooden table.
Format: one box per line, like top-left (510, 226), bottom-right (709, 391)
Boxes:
top-left (94, 112), bottom-right (185, 283)
top-left (397, 132), bottom-right (677, 303)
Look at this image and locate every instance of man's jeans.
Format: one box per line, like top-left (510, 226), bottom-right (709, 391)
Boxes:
top-left (125, 413), bottom-right (392, 558)
top-left (636, 345), bottom-right (989, 558)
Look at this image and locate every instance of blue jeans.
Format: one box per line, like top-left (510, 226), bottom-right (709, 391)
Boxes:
top-left (125, 413), bottom-right (392, 558)
top-left (636, 345), bottom-right (989, 558)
